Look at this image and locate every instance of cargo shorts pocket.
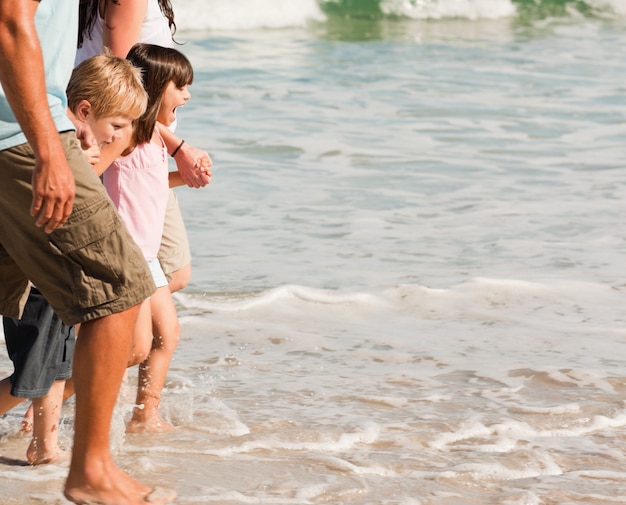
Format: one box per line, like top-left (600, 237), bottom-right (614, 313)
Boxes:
top-left (47, 195), bottom-right (134, 309)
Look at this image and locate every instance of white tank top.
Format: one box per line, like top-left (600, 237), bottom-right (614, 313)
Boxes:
top-left (75, 0), bottom-right (173, 65)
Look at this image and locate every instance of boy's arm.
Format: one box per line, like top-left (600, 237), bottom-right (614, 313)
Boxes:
top-left (0, 0), bottom-right (75, 233)
top-left (91, 132), bottom-right (131, 176)
top-left (67, 107), bottom-right (99, 155)
top-left (157, 122), bottom-right (212, 188)
top-left (168, 171), bottom-right (185, 189)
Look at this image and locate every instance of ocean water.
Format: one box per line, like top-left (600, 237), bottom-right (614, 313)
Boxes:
top-left (2, 0), bottom-right (626, 503)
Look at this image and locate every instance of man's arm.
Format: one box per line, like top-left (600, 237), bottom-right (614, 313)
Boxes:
top-left (0, 0), bottom-right (74, 233)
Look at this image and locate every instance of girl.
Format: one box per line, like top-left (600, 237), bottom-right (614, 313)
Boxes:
top-left (77, 0), bottom-right (211, 293)
top-left (102, 43), bottom-right (193, 432)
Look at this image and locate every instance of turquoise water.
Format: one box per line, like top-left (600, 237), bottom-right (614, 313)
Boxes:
top-left (2, 1), bottom-right (626, 503)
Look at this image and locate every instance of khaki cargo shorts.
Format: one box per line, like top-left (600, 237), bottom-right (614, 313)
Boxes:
top-left (157, 189), bottom-right (191, 281)
top-left (0, 132), bottom-right (155, 326)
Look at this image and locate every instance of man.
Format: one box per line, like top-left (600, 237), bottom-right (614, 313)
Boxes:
top-left (0, 1), bottom-right (172, 503)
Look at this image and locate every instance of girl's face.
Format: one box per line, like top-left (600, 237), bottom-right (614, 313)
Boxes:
top-left (87, 114), bottom-right (134, 147)
top-left (157, 81), bottom-right (190, 127)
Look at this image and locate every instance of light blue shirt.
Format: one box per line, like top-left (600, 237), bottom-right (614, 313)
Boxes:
top-left (0, 0), bottom-right (76, 150)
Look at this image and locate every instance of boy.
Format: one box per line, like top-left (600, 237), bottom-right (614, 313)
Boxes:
top-left (0, 53), bottom-right (147, 466)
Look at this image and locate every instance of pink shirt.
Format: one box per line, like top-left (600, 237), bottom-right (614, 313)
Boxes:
top-left (103, 134), bottom-right (169, 261)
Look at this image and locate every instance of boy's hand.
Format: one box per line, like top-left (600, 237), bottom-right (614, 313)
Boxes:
top-left (197, 155), bottom-right (212, 181)
top-left (82, 144), bottom-right (101, 166)
top-left (75, 120), bottom-right (97, 152)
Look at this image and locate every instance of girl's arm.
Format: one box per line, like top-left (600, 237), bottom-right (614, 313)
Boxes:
top-left (103, 0), bottom-right (148, 57)
top-left (157, 122), bottom-right (212, 188)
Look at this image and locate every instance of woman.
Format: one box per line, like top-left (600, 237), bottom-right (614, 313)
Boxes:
top-left (77, 0), bottom-right (212, 293)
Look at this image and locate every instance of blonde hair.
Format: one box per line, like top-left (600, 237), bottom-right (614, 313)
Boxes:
top-left (67, 52), bottom-right (148, 120)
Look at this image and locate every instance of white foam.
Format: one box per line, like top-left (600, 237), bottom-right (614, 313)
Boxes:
top-left (509, 403), bottom-right (582, 415)
top-left (158, 422), bottom-right (380, 458)
top-left (178, 491), bottom-right (308, 504)
top-left (441, 450), bottom-right (563, 480)
top-left (172, 0), bottom-right (325, 31)
top-left (0, 465), bottom-right (67, 483)
top-left (311, 454), bottom-right (397, 476)
top-left (194, 398), bottom-right (251, 437)
top-left (380, 0), bottom-right (517, 20)
top-left (588, 0), bottom-right (626, 15)
top-left (357, 395), bottom-right (410, 408)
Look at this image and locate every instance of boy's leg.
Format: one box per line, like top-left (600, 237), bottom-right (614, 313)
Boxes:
top-left (0, 377), bottom-right (24, 416)
top-left (2, 287), bottom-right (75, 447)
top-left (27, 379), bottom-right (66, 465)
top-left (2, 287), bottom-right (73, 399)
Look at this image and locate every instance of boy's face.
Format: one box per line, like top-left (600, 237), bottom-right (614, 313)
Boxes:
top-left (87, 114), bottom-right (134, 147)
top-left (157, 81), bottom-right (190, 127)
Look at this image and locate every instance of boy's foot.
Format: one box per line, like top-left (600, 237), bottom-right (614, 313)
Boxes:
top-left (26, 444), bottom-right (68, 466)
top-left (21, 404), bottom-right (33, 434)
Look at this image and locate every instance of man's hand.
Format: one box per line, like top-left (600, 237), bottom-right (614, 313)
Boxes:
top-left (0, 0), bottom-right (77, 233)
top-left (30, 150), bottom-right (75, 234)
top-left (175, 142), bottom-right (212, 188)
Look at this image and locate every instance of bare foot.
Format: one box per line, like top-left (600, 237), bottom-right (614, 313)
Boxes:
top-left (21, 404), bottom-right (33, 434)
top-left (127, 414), bottom-right (176, 434)
top-left (64, 462), bottom-right (176, 504)
top-left (26, 440), bottom-right (68, 466)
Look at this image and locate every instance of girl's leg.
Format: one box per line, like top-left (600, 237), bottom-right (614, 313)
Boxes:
top-left (127, 286), bottom-right (180, 433)
top-left (167, 261), bottom-right (190, 293)
top-left (127, 299), bottom-right (153, 368)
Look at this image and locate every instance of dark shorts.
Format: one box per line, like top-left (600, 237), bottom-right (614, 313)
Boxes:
top-left (3, 287), bottom-right (74, 398)
top-left (0, 132), bottom-right (155, 326)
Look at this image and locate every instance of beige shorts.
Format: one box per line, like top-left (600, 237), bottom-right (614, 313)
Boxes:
top-left (0, 132), bottom-right (155, 326)
top-left (157, 189), bottom-right (191, 281)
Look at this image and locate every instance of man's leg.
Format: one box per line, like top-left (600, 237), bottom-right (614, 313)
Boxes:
top-left (64, 306), bottom-right (166, 505)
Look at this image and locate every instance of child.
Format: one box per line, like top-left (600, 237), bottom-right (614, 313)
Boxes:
top-left (0, 52), bottom-right (147, 465)
top-left (101, 43), bottom-right (195, 432)
top-left (0, 288), bottom-right (75, 465)
top-left (66, 51), bottom-right (148, 167)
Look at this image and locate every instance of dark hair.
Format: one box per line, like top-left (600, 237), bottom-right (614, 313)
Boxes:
top-left (78, 0), bottom-right (177, 48)
top-left (127, 43), bottom-right (193, 145)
